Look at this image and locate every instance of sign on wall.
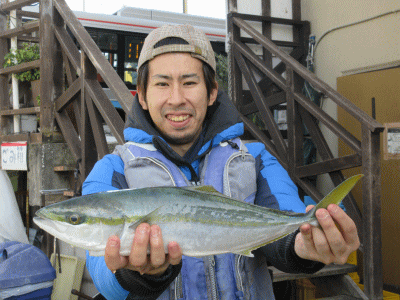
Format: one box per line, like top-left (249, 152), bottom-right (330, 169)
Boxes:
top-left (1, 142), bottom-right (28, 170)
top-left (383, 123), bottom-right (400, 160)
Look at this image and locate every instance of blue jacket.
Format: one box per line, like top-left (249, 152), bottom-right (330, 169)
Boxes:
top-left (83, 90), bottom-right (321, 300)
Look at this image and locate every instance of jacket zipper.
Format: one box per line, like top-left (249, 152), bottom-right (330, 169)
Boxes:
top-left (143, 157), bottom-right (177, 186)
top-left (208, 256), bottom-right (219, 300)
top-left (235, 255), bottom-right (244, 295)
top-left (174, 273), bottom-right (183, 300)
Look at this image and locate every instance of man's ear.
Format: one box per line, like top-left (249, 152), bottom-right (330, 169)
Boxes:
top-left (208, 81), bottom-right (219, 106)
top-left (137, 89), bottom-right (148, 110)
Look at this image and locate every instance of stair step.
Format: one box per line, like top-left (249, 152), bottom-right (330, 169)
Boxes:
top-left (317, 296), bottom-right (360, 300)
top-left (271, 263), bottom-right (358, 282)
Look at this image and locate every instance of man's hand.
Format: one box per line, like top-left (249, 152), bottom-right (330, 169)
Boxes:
top-left (104, 223), bottom-right (182, 276)
top-left (294, 204), bottom-right (360, 265)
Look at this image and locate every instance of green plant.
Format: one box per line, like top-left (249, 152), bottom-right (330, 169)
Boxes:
top-left (215, 52), bottom-right (228, 92)
top-left (3, 43), bottom-right (40, 82)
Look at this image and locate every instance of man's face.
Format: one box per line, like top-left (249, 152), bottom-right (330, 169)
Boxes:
top-left (138, 52), bottom-right (218, 155)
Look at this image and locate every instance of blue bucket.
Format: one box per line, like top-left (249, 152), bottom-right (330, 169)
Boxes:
top-left (0, 241), bottom-right (56, 300)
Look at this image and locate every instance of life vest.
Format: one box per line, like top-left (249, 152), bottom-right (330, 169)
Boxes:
top-left (113, 138), bottom-right (275, 300)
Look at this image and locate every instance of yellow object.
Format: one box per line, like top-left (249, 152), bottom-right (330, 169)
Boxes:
top-left (296, 278), bottom-right (316, 300)
top-left (356, 284), bottom-right (400, 300)
top-left (347, 251), bottom-right (360, 284)
top-left (50, 254), bottom-right (86, 300)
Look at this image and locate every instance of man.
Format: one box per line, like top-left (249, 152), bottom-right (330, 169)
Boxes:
top-left (83, 24), bottom-right (360, 300)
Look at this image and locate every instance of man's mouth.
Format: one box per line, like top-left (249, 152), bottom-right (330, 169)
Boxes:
top-left (167, 115), bottom-right (190, 122)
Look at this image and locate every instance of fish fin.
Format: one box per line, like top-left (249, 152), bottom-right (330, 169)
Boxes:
top-left (235, 233), bottom-right (294, 257)
top-left (181, 185), bottom-right (222, 195)
top-left (128, 207), bottom-right (163, 231)
top-left (307, 174), bottom-right (364, 217)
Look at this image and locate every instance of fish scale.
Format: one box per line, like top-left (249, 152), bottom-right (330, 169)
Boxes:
top-left (33, 174), bottom-right (363, 257)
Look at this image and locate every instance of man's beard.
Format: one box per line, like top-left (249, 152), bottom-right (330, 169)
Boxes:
top-left (158, 130), bottom-right (199, 146)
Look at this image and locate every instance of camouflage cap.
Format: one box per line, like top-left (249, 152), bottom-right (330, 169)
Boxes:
top-left (137, 24), bottom-right (216, 72)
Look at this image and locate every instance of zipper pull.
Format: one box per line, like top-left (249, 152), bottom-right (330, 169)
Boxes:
top-left (227, 140), bottom-right (239, 150)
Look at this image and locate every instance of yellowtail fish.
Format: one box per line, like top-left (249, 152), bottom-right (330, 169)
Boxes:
top-left (33, 174), bottom-right (363, 257)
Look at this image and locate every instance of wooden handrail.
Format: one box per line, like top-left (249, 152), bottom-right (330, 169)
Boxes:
top-left (0, 0), bottom-right (38, 12)
top-left (0, 20), bottom-right (39, 39)
top-left (0, 107), bottom-right (40, 116)
top-left (0, 59), bottom-right (40, 76)
top-left (231, 16), bottom-right (384, 133)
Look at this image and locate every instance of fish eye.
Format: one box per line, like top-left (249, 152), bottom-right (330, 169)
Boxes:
top-left (69, 214), bottom-right (81, 225)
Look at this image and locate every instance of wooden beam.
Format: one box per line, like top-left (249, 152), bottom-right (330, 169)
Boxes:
top-left (361, 129), bottom-right (383, 299)
top-left (294, 91), bottom-right (362, 153)
top-left (84, 78), bottom-right (125, 145)
top-left (0, 132), bottom-right (42, 143)
top-left (0, 20), bottom-right (39, 39)
top-left (230, 12), bottom-right (308, 26)
top-left (0, 0), bottom-right (38, 12)
top-left (54, 25), bottom-right (80, 74)
top-left (40, 0), bottom-right (63, 137)
top-left (16, 9), bottom-right (40, 19)
top-left (16, 35), bottom-right (39, 43)
top-left (0, 59), bottom-right (40, 76)
top-left (55, 78), bottom-right (81, 112)
top-left (296, 154), bottom-right (362, 178)
top-left (286, 68), bottom-right (304, 179)
top-left (271, 264), bottom-right (358, 283)
top-left (1, 7), bottom-right (11, 136)
top-left (239, 91), bottom-right (286, 115)
top-left (0, 107), bottom-right (40, 116)
top-left (54, 110), bottom-right (81, 160)
top-left (82, 53), bottom-right (109, 159)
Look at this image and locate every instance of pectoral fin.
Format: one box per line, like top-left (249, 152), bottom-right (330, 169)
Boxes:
top-left (128, 207), bottom-right (163, 231)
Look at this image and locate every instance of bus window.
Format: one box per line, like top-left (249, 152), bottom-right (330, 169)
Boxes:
top-left (124, 36), bottom-right (143, 87)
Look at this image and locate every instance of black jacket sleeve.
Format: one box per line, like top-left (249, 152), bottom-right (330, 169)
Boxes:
top-left (115, 262), bottom-right (182, 300)
top-left (260, 230), bottom-right (325, 274)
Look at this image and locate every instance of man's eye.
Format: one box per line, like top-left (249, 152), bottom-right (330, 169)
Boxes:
top-left (156, 82), bottom-right (168, 86)
top-left (184, 81), bottom-right (196, 85)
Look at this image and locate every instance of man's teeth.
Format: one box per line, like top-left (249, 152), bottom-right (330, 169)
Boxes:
top-left (168, 115), bottom-right (189, 122)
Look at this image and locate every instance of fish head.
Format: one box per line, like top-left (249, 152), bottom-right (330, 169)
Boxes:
top-left (33, 196), bottom-right (125, 253)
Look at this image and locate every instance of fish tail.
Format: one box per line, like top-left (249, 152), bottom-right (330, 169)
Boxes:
top-left (305, 174), bottom-right (364, 218)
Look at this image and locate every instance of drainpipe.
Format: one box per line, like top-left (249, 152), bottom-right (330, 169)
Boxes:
top-left (10, 3), bottom-right (20, 133)
top-left (183, 0), bottom-right (188, 14)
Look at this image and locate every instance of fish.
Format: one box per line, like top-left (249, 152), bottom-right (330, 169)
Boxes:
top-left (33, 174), bottom-right (363, 257)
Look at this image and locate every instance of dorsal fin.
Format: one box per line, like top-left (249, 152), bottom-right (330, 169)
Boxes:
top-left (181, 185), bottom-right (222, 195)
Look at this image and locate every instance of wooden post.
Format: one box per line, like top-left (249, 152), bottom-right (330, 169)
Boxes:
top-left (362, 128), bottom-right (383, 300)
top-left (0, 1), bottom-right (12, 136)
top-left (261, 0), bottom-right (272, 71)
top-left (40, 0), bottom-right (63, 139)
top-left (286, 68), bottom-right (304, 179)
top-left (80, 51), bottom-right (98, 183)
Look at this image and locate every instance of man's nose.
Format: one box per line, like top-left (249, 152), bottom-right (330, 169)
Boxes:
top-left (167, 85), bottom-right (186, 106)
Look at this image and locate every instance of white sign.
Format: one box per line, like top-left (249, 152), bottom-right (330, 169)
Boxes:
top-left (1, 142), bottom-right (28, 171)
